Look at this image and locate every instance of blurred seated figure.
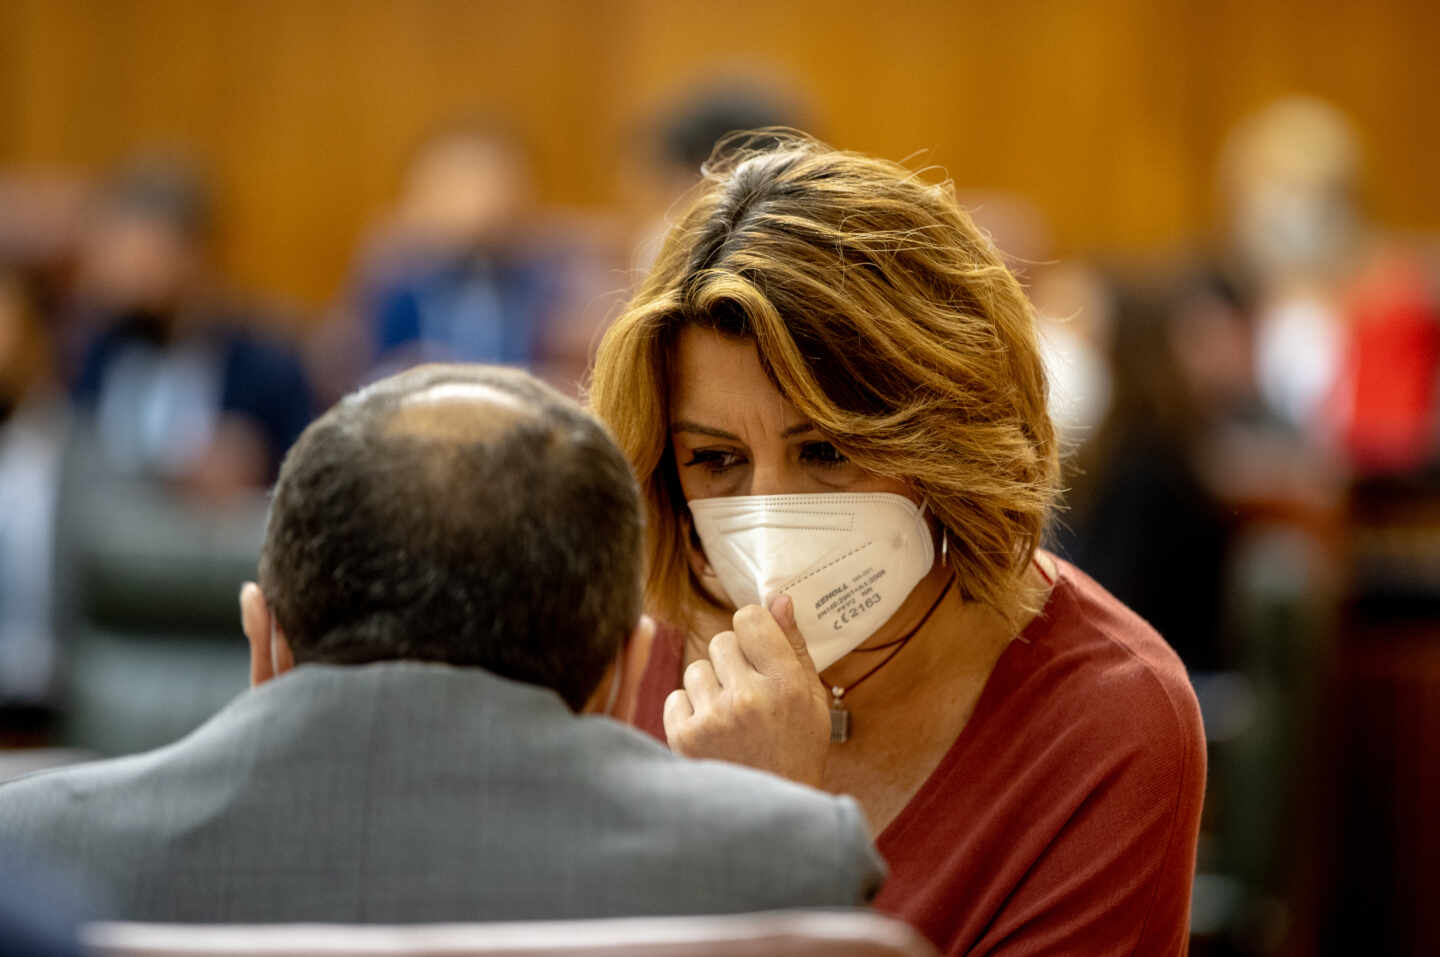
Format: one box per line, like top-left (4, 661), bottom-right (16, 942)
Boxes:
top-left (68, 157), bottom-right (313, 495)
top-left (315, 119), bottom-right (624, 401)
top-left (1220, 96), bottom-right (1440, 477)
top-left (0, 263), bottom-right (69, 739)
top-left (1222, 98), bottom-right (1361, 448)
top-left (347, 123), bottom-right (560, 375)
top-left (1220, 102), bottom-right (1440, 956)
top-left (0, 364), bottom-right (884, 922)
top-left (52, 158), bottom-right (312, 755)
top-left (1053, 276), bottom-right (1239, 673)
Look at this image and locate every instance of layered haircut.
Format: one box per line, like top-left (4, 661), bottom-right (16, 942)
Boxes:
top-left (259, 364), bottom-right (643, 710)
top-left (588, 131), bottom-right (1058, 630)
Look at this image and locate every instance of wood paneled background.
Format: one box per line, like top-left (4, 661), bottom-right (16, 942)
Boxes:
top-left (2, 0), bottom-right (1437, 309)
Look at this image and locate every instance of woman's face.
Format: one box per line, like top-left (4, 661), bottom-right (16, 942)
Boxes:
top-left (669, 326), bottom-right (913, 503)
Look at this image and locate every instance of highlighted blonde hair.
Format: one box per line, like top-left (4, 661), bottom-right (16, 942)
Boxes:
top-left (588, 132), bottom-right (1058, 630)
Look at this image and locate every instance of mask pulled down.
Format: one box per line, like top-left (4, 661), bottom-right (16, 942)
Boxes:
top-left (689, 492), bottom-right (936, 672)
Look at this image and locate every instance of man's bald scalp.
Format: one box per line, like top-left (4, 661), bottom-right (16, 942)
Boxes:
top-left (257, 364), bottom-right (644, 710)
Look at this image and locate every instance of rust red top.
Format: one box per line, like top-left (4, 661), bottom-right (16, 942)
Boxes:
top-left (632, 558), bottom-right (1206, 956)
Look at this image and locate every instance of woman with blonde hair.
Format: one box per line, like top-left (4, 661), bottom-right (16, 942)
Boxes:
top-left (588, 132), bottom-right (1204, 956)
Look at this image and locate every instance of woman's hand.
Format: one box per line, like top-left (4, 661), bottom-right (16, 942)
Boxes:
top-left (662, 595), bottom-right (832, 789)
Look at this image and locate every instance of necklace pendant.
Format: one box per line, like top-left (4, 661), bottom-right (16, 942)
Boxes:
top-left (829, 690), bottom-right (851, 743)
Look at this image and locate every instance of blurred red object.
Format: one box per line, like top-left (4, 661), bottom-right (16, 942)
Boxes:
top-left (1333, 251), bottom-right (1440, 474)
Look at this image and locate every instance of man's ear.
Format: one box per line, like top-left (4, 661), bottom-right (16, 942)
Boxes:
top-left (581, 615), bottom-right (656, 718)
top-left (240, 582), bottom-right (295, 687)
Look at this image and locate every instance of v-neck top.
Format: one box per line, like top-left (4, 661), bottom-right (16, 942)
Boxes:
top-left (631, 558), bottom-right (1205, 956)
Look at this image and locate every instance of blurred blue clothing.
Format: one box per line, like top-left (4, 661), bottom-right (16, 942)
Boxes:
top-left (71, 313), bottom-right (314, 480)
top-left (0, 395), bottom-right (67, 709)
top-left (369, 253), bottom-right (557, 367)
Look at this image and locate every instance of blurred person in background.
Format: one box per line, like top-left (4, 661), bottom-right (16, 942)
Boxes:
top-left (623, 81), bottom-right (806, 275)
top-left (0, 363), bottom-right (883, 922)
top-left (331, 122), bottom-right (562, 386)
top-left (1222, 101), bottom-right (1440, 957)
top-left (67, 156), bottom-right (313, 497)
top-left (1052, 273), bottom-right (1246, 674)
top-left (317, 117), bottom-right (625, 401)
top-left (1204, 98), bottom-right (1440, 952)
top-left (52, 157), bottom-right (313, 758)
top-left (1030, 261), bottom-right (1116, 454)
top-left (1223, 96), bottom-right (1440, 476)
top-left (0, 263), bottom-right (69, 741)
top-left (1223, 97), bottom-right (1361, 445)
top-left (976, 197), bottom-right (1117, 460)
top-left (590, 133), bottom-right (1205, 957)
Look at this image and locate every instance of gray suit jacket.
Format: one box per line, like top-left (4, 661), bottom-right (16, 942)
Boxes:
top-left (0, 663), bottom-right (883, 922)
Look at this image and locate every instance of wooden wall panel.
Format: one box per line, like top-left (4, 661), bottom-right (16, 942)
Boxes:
top-left (3, 0), bottom-right (1437, 309)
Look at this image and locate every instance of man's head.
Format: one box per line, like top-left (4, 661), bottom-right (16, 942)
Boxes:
top-left (79, 157), bottom-right (212, 318)
top-left (241, 364), bottom-right (645, 711)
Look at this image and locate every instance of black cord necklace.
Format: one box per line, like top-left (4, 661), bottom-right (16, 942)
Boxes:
top-left (824, 575), bottom-right (956, 743)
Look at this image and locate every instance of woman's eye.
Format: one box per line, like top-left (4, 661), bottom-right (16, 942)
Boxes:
top-left (682, 449), bottom-right (745, 474)
top-left (799, 441), bottom-right (849, 468)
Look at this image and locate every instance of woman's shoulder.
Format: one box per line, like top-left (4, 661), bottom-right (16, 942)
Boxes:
top-left (879, 557), bottom-right (1206, 955)
top-left (996, 555), bottom-right (1204, 773)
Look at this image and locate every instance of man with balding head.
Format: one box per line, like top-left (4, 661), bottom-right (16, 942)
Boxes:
top-left (0, 365), bottom-right (883, 922)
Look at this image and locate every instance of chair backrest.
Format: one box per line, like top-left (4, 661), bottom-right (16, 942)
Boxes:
top-left (0, 748), bottom-right (96, 784)
top-left (84, 910), bottom-right (937, 957)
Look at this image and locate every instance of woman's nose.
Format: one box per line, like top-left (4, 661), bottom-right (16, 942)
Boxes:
top-left (747, 461), bottom-right (788, 497)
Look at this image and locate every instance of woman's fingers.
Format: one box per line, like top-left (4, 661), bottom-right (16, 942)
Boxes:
top-left (662, 688), bottom-right (694, 743)
top-left (658, 604), bottom-right (829, 787)
top-left (707, 629), bottom-right (752, 689)
top-left (682, 657), bottom-right (722, 711)
top-left (766, 594), bottom-right (818, 678)
top-left (732, 601), bottom-right (818, 680)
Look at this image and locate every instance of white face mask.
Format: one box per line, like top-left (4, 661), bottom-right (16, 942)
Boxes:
top-left (689, 492), bottom-right (935, 671)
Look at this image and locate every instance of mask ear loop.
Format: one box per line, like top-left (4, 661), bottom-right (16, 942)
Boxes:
top-left (685, 508), bottom-right (716, 576)
top-left (921, 499), bottom-right (948, 566)
top-left (685, 509), bottom-right (732, 611)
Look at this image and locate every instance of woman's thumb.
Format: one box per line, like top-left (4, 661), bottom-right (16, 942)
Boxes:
top-left (767, 593), bottom-right (814, 673)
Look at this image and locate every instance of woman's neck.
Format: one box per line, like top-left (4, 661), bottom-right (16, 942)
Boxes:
top-left (824, 557), bottom-right (1050, 688)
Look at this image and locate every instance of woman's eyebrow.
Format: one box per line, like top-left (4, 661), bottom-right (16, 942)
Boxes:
top-left (670, 420), bottom-right (740, 440)
top-left (670, 420), bottom-right (818, 440)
